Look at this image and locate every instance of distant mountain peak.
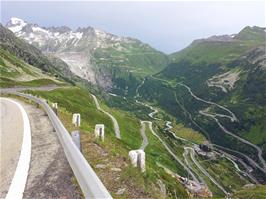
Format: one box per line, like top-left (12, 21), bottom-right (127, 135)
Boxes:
top-left (6, 17), bottom-right (27, 33)
top-left (9, 17), bottom-right (26, 25)
top-left (235, 26), bottom-right (266, 41)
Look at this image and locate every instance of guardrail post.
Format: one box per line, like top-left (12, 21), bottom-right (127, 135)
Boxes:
top-left (71, 130), bottom-right (81, 151)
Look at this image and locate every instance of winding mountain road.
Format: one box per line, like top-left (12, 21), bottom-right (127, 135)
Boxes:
top-left (200, 110), bottom-right (266, 171)
top-left (139, 121), bottom-right (149, 150)
top-left (134, 80), bottom-right (258, 193)
top-left (185, 147), bottom-right (229, 195)
top-left (91, 94), bottom-right (121, 139)
top-left (177, 83), bottom-right (237, 122)
top-left (135, 93), bottom-right (200, 182)
top-left (177, 83), bottom-right (266, 171)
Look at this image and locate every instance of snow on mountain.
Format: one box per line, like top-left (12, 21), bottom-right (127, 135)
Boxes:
top-left (6, 17), bottom-right (133, 52)
top-left (7, 17), bottom-right (27, 33)
top-left (6, 17), bottom-right (167, 90)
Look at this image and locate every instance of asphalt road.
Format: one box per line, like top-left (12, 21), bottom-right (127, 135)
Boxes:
top-left (0, 98), bottom-right (24, 198)
top-left (139, 121), bottom-right (149, 150)
top-left (0, 97), bottom-right (80, 199)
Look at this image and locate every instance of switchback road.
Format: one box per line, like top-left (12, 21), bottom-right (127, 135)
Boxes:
top-left (91, 94), bottom-right (121, 139)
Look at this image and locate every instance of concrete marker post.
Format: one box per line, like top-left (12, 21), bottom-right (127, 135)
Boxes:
top-left (95, 124), bottom-right (105, 141)
top-left (52, 103), bottom-right (58, 115)
top-left (72, 113), bottom-right (81, 127)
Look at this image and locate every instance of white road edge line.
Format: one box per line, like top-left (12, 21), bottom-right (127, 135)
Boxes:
top-left (3, 98), bottom-right (31, 199)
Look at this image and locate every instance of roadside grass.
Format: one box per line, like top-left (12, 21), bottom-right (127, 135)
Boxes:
top-left (26, 87), bottom-right (114, 135)
top-left (144, 123), bottom-right (189, 198)
top-left (100, 102), bottom-right (142, 150)
top-left (23, 87), bottom-right (253, 198)
top-left (25, 87), bottom-right (189, 198)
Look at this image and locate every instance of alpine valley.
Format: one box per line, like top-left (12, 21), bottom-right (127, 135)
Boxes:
top-left (1, 17), bottom-right (266, 198)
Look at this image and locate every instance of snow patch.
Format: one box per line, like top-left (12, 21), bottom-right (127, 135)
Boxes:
top-left (8, 17), bottom-right (27, 33)
top-left (32, 27), bottom-right (49, 34)
top-left (10, 17), bottom-right (26, 26)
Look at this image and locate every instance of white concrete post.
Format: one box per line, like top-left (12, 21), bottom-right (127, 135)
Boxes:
top-left (128, 149), bottom-right (145, 172)
top-left (52, 103), bottom-right (58, 115)
top-left (71, 130), bottom-right (81, 151)
top-left (95, 124), bottom-right (105, 141)
top-left (129, 150), bottom-right (138, 167)
top-left (137, 150), bottom-right (146, 172)
top-left (72, 113), bottom-right (81, 127)
top-left (52, 103), bottom-right (58, 109)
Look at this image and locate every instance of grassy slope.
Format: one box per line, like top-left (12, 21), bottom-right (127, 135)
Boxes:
top-left (26, 87), bottom-right (189, 198)
top-left (104, 92), bottom-right (252, 197)
top-left (0, 48), bottom-right (63, 88)
top-left (0, 77), bottom-right (63, 88)
top-left (233, 185), bottom-right (266, 199)
top-left (139, 29), bottom-right (266, 167)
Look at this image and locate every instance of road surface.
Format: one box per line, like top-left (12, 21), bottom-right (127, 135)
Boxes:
top-left (139, 121), bottom-right (149, 150)
top-left (0, 97), bottom-right (80, 199)
top-left (91, 94), bottom-right (121, 139)
top-left (134, 81), bottom-right (200, 182)
top-left (0, 98), bottom-right (29, 199)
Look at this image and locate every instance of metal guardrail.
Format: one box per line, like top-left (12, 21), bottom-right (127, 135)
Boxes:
top-left (13, 92), bottom-right (113, 199)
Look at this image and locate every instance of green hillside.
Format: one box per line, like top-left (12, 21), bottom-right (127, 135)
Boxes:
top-left (0, 24), bottom-right (77, 85)
top-left (138, 27), bottom-right (266, 182)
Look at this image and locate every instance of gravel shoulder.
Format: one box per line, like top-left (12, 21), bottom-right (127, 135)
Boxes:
top-left (18, 99), bottom-right (80, 199)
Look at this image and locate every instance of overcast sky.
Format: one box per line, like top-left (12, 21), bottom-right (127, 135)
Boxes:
top-left (1, 1), bottom-right (265, 53)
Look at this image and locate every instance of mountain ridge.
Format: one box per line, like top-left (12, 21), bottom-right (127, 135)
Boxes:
top-left (6, 17), bottom-right (169, 92)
